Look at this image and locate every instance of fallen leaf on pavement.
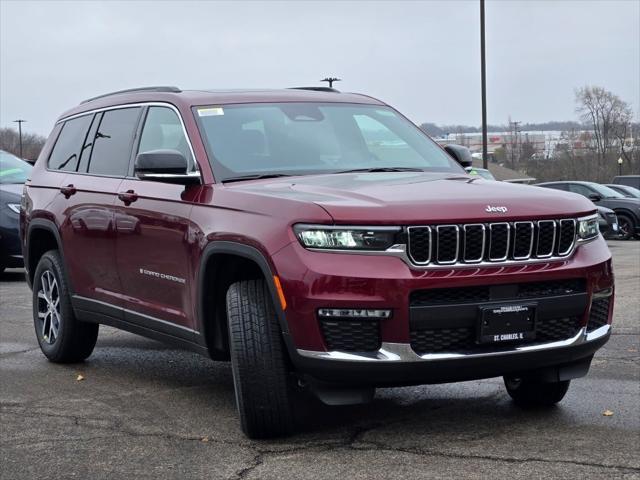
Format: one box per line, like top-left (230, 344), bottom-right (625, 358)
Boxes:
top-left (201, 436), bottom-right (209, 442)
top-left (602, 410), bottom-right (614, 416)
top-left (76, 374), bottom-right (85, 382)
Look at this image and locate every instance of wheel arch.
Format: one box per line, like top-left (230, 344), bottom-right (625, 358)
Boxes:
top-left (26, 219), bottom-right (67, 291)
top-left (197, 241), bottom-right (292, 360)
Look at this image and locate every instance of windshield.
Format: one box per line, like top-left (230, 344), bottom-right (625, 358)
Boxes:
top-left (587, 182), bottom-right (625, 199)
top-left (613, 185), bottom-right (640, 198)
top-left (194, 103), bottom-right (463, 181)
top-left (0, 150), bottom-right (32, 184)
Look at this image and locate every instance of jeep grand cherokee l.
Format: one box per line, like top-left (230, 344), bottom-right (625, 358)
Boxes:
top-left (21, 86), bottom-right (613, 438)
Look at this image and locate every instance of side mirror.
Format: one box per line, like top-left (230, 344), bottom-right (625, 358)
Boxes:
top-left (588, 193), bottom-right (603, 202)
top-left (135, 149), bottom-right (200, 185)
top-left (444, 144), bottom-right (473, 169)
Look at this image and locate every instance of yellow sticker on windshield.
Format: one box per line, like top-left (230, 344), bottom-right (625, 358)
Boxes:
top-left (198, 107), bottom-right (224, 117)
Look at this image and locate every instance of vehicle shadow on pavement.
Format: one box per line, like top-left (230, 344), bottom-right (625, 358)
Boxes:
top-left (0, 270), bottom-right (27, 282)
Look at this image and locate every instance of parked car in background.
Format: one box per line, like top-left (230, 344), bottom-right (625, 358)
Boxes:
top-left (605, 184), bottom-right (640, 199)
top-left (612, 175), bottom-right (640, 189)
top-left (596, 206), bottom-right (619, 239)
top-left (0, 150), bottom-right (32, 272)
top-left (465, 166), bottom-right (496, 180)
top-left (536, 181), bottom-right (640, 240)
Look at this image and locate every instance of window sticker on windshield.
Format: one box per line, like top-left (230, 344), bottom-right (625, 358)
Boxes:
top-left (198, 107), bottom-right (224, 117)
top-left (375, 109), bottom-right (395, 117)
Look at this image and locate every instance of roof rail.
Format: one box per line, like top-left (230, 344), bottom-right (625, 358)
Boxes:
top-left (288, 86), bottom-right (340, 93)
top-left (81, 86), bottom-right (181, 104)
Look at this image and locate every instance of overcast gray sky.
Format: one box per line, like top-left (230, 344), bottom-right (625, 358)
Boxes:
top-left (1, 0), bottom-right (638, 136)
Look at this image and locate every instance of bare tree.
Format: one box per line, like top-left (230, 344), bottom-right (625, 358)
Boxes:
top-left (575, 86), bottom-right (633, 163)
top-left (0, 127), bottom-right (47, 161)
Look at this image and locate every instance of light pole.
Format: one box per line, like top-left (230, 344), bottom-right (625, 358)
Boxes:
top-left (480, 0), bottom-right (488, 169)
top-left (618, 157), bottom-right (623, 176)
top-left (13, 119), bottom-right (26, 159)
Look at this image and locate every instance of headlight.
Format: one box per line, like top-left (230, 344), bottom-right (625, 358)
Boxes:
top-left (7, 203), bottom-right (21, 214)
top-left (577, 214), bottom-right (599, 242)
top-left (294, 224), bottom-right (400, 250)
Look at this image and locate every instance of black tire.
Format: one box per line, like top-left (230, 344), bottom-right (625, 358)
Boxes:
top-left (504, 376), bottom-right (570, 407)
top-left (617, 213), bottom-right (635, 240)
top-left (226, 279), bottom-right (294, 438)
top-left (32, 250), bottom-right (99, 363)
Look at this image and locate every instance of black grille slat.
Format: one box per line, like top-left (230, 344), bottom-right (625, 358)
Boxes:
top-left (320, 319), bottom-right (381, 352)
top-left (407, 227), bottom-right (431, 264)
top-left (463, 225), bottom-right (485, 262)
top-left (558, 220), bottom-right (576, 256)
top-left (410, 317), bottom-right (581, 355)
top-left (489, 223), bottom-right (510, 260)
top-left (588, 298), bottom-right (610, 331)
top-left (536, 221), bottom-right (556, 257)
top-left (513, 222), bottom-right (534, 259)
top-left (436, 226), bottom-right (458, 263)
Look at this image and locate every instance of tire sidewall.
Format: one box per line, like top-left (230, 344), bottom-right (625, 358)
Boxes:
top-left (32, 252), bottom-right (74, 360)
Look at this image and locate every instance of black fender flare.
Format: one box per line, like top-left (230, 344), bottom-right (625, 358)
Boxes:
top-left (196, 241), bottom-right (295, 356)
top-left (25, 218), bottom-right (68, 291)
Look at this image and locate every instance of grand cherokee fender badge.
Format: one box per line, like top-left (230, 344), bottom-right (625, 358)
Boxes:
top-left (485, 205), bottom-right (508, 213)
top-left (139, 268), bottom-right (186, 284)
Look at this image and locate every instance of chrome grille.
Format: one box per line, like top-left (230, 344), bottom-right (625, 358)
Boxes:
top-left (407, 219), bottom-right (578, 266)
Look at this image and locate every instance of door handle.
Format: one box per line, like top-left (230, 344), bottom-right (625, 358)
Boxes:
top-left (118, 190), bottom-right (138, 205)
top-left (60, 184), bottom-right (77, 198)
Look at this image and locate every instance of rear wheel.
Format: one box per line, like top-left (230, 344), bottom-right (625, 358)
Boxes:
top-left (504, 376), bottom-right (570, 407)
top-left (32, 250), bottom-right (99, 363)
top-left (617, 213), bottom-right (635, 240)
top-left (226, 279), bottom-right (295, 438)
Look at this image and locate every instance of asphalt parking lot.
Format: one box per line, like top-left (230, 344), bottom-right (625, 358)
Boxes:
top-left (1, 241), bottom-right (639, 480)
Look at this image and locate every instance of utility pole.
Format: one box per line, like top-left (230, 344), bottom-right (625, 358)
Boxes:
top-left (13, 119), bottom-right (26, 159)
top-left (480, 0), bottom-right (488, 169)
top-left (321, 77), bottom-right (341, 89)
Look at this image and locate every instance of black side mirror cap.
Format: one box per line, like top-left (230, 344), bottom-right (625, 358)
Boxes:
top-left (588, 193), bottom-right (603, 202)
top-left (444, 144), bottom-right (473, 169)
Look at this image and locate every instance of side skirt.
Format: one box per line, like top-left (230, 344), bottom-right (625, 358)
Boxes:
top-left (72, 295), bottom-right (210, 357)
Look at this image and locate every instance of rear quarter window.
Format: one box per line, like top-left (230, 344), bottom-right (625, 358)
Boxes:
top-left (48, 115), bottom-right (94, 171)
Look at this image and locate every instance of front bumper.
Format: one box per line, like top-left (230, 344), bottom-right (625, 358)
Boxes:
top-left (272, 235), bottom-right (614, 385)
top-left (0, 215), bottom-right (23, 268)
top-left (294, 325), bottom-right (609, 386)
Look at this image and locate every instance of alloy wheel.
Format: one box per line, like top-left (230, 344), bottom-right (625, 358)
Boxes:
top-left (37, 270), bottom-right (61, 344)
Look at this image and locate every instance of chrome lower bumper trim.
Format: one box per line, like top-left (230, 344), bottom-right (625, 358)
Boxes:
top-left (297, 325), bottom-right (610, 363)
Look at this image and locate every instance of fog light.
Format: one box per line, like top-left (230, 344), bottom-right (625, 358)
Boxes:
top-left (318, 308), bottom-right (392, 318)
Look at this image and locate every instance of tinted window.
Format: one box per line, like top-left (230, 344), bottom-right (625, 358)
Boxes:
top-left (138, 107), bottom-right (195, 170)
top-left (542, 183), bottom-right (568, 191)
top-left (48, 115), bottom-right (93, 171)
top-left (87, 108), bottom-right (141, 176)
top-left (77, 114), bottom-right (101, 173)
top-left (568, 184), bottom-right (594, 197)
top-left (195, 103), bottom-right (461, 181)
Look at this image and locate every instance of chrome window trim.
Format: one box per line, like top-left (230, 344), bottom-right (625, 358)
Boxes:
top-left (406, 226), bottom-right (432, 265)
top-left (512, 221), bottom-right (534, 260)
top-left (462, 224), bottom-right (485, 263)
top-left (297, 325), bottom-right (610, 363)
top-left (536, 220), bottom-right (556, 258)
top-left (54, 102), bottom-right (201, 176)
top-left (488, 222), bottom-right (510, 262)
top-left (558, 219), bottom-right (577, 256)
top-left (436, 224), bottom-right (459, 264)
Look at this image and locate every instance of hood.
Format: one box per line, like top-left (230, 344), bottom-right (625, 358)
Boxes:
top-left (599, 197), bottom-right (640, 209)
top-left (225, 172), bottom-right (596, 224)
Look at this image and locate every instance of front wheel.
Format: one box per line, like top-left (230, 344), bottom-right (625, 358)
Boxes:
top-left (617, 214), bottom-right (635, 240)
top-left (226, 279), bottom-right (295, 438)
top-left (504, 376), bottom-right (570, 407)
top-left (32, 250), bottom-right (99, 363)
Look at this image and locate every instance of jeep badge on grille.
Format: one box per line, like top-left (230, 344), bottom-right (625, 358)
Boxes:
top-left (486, 205), bottom-right (508, 213)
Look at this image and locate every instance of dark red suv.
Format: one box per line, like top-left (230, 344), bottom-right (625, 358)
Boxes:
top-left (21, 86), bottom-right (613, 438)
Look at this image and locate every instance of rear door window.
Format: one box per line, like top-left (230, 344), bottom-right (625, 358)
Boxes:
top-left (48, 115), bottom-right (94, 171)
top-left (87, 107), bottom-right (142, 176)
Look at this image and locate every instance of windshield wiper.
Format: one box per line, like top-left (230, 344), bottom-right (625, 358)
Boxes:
top-left (222, 173), bottom-right (292, 183)
top-left (334, 167), bottom-right (425, 174)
